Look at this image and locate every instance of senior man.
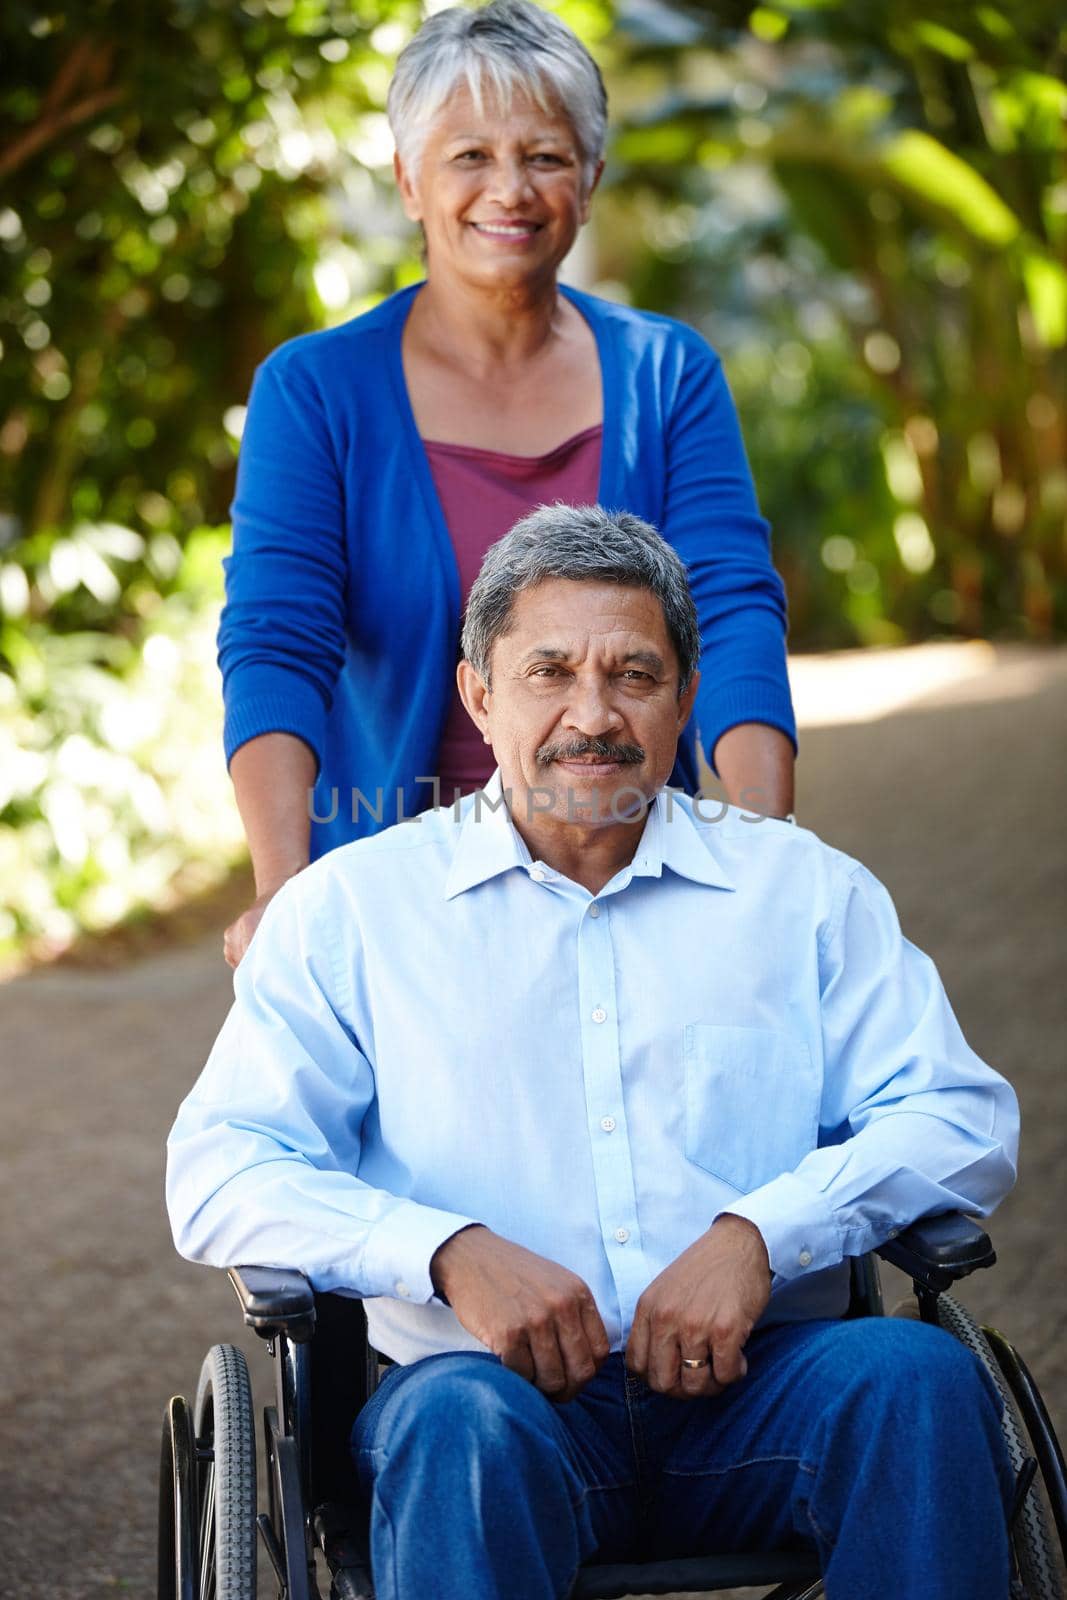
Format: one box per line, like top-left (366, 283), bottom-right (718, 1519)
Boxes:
top-left (168, 505), bottom-right (1018, 1600)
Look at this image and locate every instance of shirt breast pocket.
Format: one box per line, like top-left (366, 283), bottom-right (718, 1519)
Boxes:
top-left (684, 1023), bottom-right (820, 1194)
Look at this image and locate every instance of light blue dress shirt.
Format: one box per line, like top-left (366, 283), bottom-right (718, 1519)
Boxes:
top-left (167, 776), bottom-right (1018, 1365)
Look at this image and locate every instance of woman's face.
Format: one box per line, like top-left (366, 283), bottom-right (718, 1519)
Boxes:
top-left (394, 81), bottom-right (601, 293)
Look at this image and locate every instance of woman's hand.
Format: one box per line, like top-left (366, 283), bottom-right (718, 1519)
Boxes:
top-left (223, 880), bottom-right (295, 968)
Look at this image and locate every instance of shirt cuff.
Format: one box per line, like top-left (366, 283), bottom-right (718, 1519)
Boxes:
top-left (358, 1199), bottom-right (482, 1305)
top-left (720, 1172), bottom-right (843, 1281)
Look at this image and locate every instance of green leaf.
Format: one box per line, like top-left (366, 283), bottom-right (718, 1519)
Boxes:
top-left (913, 22), bottom-right (974, 61)
top-left (1022, 251), bottom-right (1067, 348)
top-left (881, 131), bottom-right (1020, 245)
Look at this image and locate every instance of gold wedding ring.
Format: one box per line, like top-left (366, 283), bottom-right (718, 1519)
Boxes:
top-left (680, 1356), bottom-right (709, 1369)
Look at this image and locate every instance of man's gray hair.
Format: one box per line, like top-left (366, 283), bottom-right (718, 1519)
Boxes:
top-left (462, 504), bottom-right (701, 693)
top-left (387, 0), bottom-right (607, 183)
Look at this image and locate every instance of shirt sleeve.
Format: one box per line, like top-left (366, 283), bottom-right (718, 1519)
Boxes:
top-left (722, 861), bottom-right (1019, 1280)
top-left (661, 332), bottom-right (796, 767)
top-left (218, 355), bottom-right (349, 774)
top-left (165, 874), bottom-right (479, 1302)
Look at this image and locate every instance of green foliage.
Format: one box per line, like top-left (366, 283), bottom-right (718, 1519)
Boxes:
top-left (1, 0), bottom-right (427, 568)
top-left (602, 0), bottom-right (1066, 643)
top-left (0, 527), bottom-right (244, 964)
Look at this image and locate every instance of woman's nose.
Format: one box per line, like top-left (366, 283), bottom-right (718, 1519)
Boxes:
top-left (486, 156), bottom-right (533, 206)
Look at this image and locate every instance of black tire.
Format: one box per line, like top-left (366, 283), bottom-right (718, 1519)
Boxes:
top-left (194, 1343), bottom-right (258, 1600)
top-left (892, 1295), bottom-right (1064, 1599)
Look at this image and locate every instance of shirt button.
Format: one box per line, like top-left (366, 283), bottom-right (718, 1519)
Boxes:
top-left (591, 1007), bottom-right (607, 1024)
top-left (395, 1281), bottom-right (411, 1297)
top-left (613, 1227), bottom-right (630, 1243)
top-left (798, 1250), bottom-right (813, 1268)
top-left (530, 867), bottom-right (546, 882)
top-left (588, 903), bottom-right (601, 918)
top-left (600, 1115), bottom-right (616, 1132)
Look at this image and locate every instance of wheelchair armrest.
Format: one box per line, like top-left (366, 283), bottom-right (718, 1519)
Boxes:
top-left (874, 1212), bottom-right (995, 1294)
top-left (227, 1265), bottom-right (317, 1343)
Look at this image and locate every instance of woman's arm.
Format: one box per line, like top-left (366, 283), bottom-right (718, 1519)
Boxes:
top-left (219, 351), bottom-right (348, 964)
top-left (224, 735), bottom-right (316, 969)
top-left (714, 723), bottom-right (795, 818)
top-left (660, 330), bottom-right (797, 813)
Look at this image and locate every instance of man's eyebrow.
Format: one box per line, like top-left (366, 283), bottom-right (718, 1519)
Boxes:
top-left (622, 650), bottom-right (666, 672)
top-left (517, 646), bottom-right (570, 667)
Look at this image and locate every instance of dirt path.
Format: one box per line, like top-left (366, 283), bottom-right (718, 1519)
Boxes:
top-left (2, 644), bottom-right (1065, 1599)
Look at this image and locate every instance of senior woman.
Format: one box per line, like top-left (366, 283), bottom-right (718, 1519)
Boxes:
top-left (221, 0), bottom-right (796, 966)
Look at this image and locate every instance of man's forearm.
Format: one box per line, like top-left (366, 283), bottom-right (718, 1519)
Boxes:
top-left (713, 722), bottom-right (795, 818)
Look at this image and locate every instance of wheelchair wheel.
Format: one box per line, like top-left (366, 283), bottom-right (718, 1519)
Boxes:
top-left (194, 1343), bottom-right (258, 1600)
top-left (892, 1295), bottom-right (1064, 1599)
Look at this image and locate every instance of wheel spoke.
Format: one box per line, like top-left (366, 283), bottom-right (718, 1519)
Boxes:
top-left (199, 1459), bottom-right (216, 1600)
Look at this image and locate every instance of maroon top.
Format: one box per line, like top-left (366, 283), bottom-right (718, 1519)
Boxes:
top-left (424, 424), bottom-right (603, 799)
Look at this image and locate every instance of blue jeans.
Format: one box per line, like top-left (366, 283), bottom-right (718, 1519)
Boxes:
top-left (351, 1316), bottom-right (1014, 1600)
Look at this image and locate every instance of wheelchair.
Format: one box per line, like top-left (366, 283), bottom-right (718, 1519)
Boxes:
top-left (158, 1212), bottom-right (1067, 1600)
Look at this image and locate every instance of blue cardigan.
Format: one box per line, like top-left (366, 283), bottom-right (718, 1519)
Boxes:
top-left (221, 283), bottom-right (796, 858)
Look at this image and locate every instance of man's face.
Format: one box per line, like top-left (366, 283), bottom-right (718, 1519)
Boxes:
top-left (459, 578), bottom-right (698, 830)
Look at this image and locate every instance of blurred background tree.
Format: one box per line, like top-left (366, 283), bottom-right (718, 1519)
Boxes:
top-left (1, 0), bottom-right (1063, 958)
top-left (603, 0), bottom-right (1066, 645)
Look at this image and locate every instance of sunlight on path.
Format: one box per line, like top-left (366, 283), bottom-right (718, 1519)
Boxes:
top-left (788, 641), bottom-right (1002, 729)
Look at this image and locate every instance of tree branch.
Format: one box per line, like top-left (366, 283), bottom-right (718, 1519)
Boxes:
top-left (0, 83), bottom-right (125, 184)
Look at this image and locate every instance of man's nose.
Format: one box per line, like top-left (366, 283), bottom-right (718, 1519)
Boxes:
top-left (561, 677), bottom-right (625, 736)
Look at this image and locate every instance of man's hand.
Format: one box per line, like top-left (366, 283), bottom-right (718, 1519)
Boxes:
top-left (625, 1215), bottom-right (772, 1399)
top-left (430, 1225), bottom-right (610, 1403)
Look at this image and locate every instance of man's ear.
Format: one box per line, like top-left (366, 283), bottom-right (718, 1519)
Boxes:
top-left (677, 670), bottom-right (700, 734)
top-left (394, 150), bottom-right (422, 222)
top-left (457, 660), bottom-right (492, 745)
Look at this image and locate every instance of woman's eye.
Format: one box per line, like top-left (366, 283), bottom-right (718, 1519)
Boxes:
top-left (456, 150), bottom-right (486, 162)
top-left (530, 153), bottom-right (564, 165)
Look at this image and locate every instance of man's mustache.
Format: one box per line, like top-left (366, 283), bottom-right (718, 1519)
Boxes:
top-left (536, 736), bottom-right (646, 766)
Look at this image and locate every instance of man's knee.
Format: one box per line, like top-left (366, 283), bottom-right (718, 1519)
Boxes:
top-left (827, 1317), bottom-right (1004, 1438)
top-left (358, 1352), bottom-right (550, 1460)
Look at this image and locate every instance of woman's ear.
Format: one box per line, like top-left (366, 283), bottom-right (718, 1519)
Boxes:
top-left (394, 150), bottom-right (423, 222)
top-left (580, 159), bottom-right (605, 225)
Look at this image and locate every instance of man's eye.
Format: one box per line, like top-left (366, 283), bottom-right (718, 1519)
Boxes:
top-left (530, 152), bottom-right (564, 165)
top-left (455, 150), bottom-right (486, 162)
top-left (530, 665), bottom-right (562, 678)
top-left (621, 670), bottom-right (653, 681)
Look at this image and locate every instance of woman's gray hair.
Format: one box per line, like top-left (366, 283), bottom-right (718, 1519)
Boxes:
top-left (387, 0), bottom-right (607, 183)
top-left (462, 504), bottom-right (701, 694)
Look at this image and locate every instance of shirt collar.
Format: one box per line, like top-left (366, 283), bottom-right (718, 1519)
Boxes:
top-left (443, 770), bottom-right (533, 900)
top-left (635, 788), bottom-right (735, 891)
top-left (443, 772), bottom-right (734, 900)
